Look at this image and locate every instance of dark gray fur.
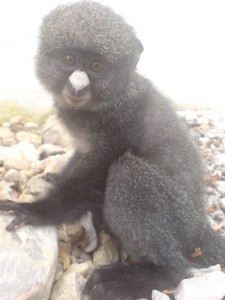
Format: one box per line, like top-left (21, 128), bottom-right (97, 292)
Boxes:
top-left (0, 1), bottom-right (225, 299)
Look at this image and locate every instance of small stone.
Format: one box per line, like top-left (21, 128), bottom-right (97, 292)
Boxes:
top-left (24, 121), bottom-right (39, 131)
top-left (50, 268), bottom-right (85, 300)
top-left (54, 262), bottom-right (64, 283)
top-left (219, 198), bottom-right (225, 211)
top-left (211, 209), bottom-right (225, 221)
top-left (152, 290), bottom-right (170, 300)
top-left (93, 231), bottom-right (119, 267)
top-left (71, 246), bottom-right (91, 263)
top-left (70, 261), bottom-right (95, 277)
top-left (26, 177), bottom-right (52, 197)
top-left (5, 169), bottom-right (19, 182)
top-left (0, 214), bottom-right (58, 300)
top-left (175, 270), bottom-right (225, 300)
top-left (215, 153), bottom-right (225, 166)
top-left (4, 159), bottom-right (31, 171)
top-left (0, 127), bottom-right (16, 146)
top-left (216, 181), bottom-right (225, 195)
top-left (16, 131), bottom-right (42, 147)
top-left (10, 116), bottom-right (23, 125)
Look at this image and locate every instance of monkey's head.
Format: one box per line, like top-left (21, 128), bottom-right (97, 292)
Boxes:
top-left (36, 1), bottom-right (143, 110)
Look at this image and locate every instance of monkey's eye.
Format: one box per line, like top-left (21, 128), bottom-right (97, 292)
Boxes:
top-left (62, 55), bottom-right (76, 67)
top-left (89, 60), bottom-right (105, 73)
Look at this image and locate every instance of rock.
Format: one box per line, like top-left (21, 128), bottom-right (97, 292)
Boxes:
top-left (0, 142), bottom-right (39, 163)
top-left (71, 246), bottom-right (91, 263)
top-left (4, 158), bottom-right (31, 171)
top-left (93, 231), bottom-right (119, 267)
top-left (187, 264), bottom-right (221, 277)
top-left (50, 267), bottom-right (85, 300)
top-left (19, 170), bottom-right (31, 190)
top-left (175, 270), bottom-right (225, 300)
top-left (152, 290), bottom-right (170, 300)
top-left (0, 214), bottom-right (58, 300)
top-left (0, 127), bottom-right (16, 146)
top-left (24, 121), bottom-right (39, 131)
top-left (70, 261), bottom-right (94, 277)
top-left (211, 209), bottom-right (225, 221)
top-left (26, 177), bottom-right (52, 197)
top-left (4, 168), bottom-right (19, 182)
top-left (16, 131), bottom-right (42, 147)
top-left (215, 153), bottom-right (225, 166)
top-left (58, 223), bottom-right (85, 245)
top-left (216, 181), bottom-right (225, 195)
top-left (10, 115), bottom-right (23, 125)
top-left (54, 262), bottom-right (64, 283)
top-left (44, 153), bottom-right (72, 175)
top-left (0, 181), bottom-right (14, 200)
top-left (219, 198), bottom-right (225, 211)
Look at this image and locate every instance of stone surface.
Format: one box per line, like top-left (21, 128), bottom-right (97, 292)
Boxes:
top-left (16, 131), bottom-right (42, 147)
top-left (0, 214), bottom-right (58, 300)
top-left (93, 231), bottom-right (119, 267)
top-left (50, 267), bottom-right (85, 300)
top-left (0, 142), bottom-right (39, 163)
top-left (25, 177), bottom-right (52, 198)
top-left (152, 290), bottom-right (170, 300)
top-left (175, 270), bottom-right (225, 300)
top-left (4, 158), bottom-right (31, 171)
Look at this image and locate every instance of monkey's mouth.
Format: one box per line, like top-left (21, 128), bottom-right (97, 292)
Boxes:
top-left (62, 85), bottom-right (92, 108)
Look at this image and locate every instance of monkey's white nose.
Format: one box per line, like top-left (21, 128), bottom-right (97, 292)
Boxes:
top-left (69, 70), bottom-right (90, 94)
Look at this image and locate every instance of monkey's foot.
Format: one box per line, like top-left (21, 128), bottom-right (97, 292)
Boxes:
top-left (0, 200), bottom-right (39, 231)
top-left (82, 262), bottom-right (173, 300)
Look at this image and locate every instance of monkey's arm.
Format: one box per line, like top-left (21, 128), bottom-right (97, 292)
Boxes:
top-left (0, 146), bottom-right (114, 231)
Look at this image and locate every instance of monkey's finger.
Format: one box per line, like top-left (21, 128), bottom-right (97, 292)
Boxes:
top-left (6, 214), bottom-right (29, 231)
top-left (0, 200), bottom-right (26, 214)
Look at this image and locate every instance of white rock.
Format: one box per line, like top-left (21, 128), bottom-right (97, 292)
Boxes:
top-left (175, 270), bottom-right (225, 300)
top-left (0, 181), bottom-right (14, 200)
top-left (215, 153), bottom-right (225, 166)
top-left (70, 261), bottom-right (94, 277)
top-left (5, 168), bottom-right (19, 182)
top-left (4, 158), bottom-right (31, 171)
top-left (0, 142), bottom-right (39, 163)
top-left (16, 131), bottom-right (42, 147)
top-left (0, 127), bottom-right (16, 146)
top-left (0, 214), bottom-right (58, 300)
top-left (219, 198), bottom-right (225, 211)
top-left (152, 290), bottom-right (170, 300)
top-left (10, 116), bottom-right (23, 125)
top-left (187, 264), bottom-right (221, 277)
top-left (26, 177), bottom-right (52, 197)
top-left (216, 181), bottom-right (225, 195)
top-left (93, 231), bottom-right (119, 267)
top-left (50, 267), bottom-right (85, 300)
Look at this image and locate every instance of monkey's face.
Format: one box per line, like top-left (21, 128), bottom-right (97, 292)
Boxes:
top-left (37, 47), bottom-right (131, 110)
top-left (53, 49), bottom-right (114, 109)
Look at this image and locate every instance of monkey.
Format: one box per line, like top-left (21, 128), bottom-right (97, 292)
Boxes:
top-left (0, 1), bottom-right (225, 299)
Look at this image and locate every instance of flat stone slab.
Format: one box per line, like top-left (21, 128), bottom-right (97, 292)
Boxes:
top-left (0, 214), bottom-right (58, 300)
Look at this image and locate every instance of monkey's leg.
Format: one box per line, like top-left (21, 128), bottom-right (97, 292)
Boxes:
top-left (83, 151), bottom-right (194, 299)
top-left (83, 262), bottom-right (175, 300)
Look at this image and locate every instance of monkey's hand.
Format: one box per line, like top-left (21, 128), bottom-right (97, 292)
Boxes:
top-left (0, 200), bottom-right (42, 231)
